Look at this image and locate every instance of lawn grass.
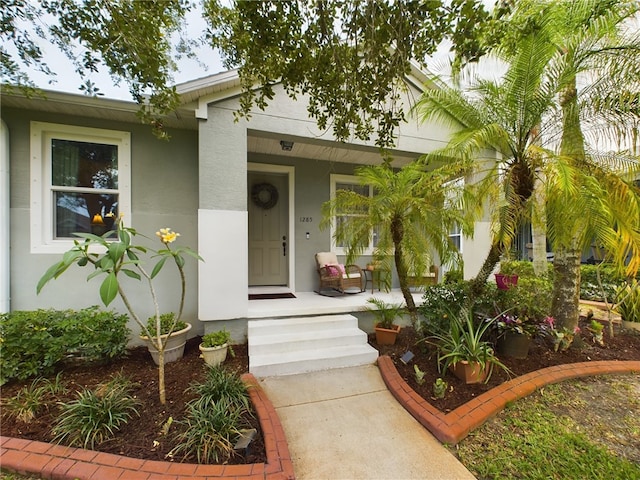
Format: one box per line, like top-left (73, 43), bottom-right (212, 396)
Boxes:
top-left (453, 377), bottom-right (640, 480)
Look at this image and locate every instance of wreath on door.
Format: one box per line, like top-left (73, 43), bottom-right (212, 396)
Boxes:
top-left (251, 182), bottom-right (279, 210)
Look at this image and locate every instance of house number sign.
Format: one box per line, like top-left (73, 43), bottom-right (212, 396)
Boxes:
top-left (299, 217), bottom-right (313, 223)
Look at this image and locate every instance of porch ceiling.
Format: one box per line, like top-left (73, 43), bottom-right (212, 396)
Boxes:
top-left (248, 131), bottom-right (420, 167)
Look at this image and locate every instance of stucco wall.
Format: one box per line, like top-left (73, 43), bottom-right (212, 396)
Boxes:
top-left (2, 107), bottom-right (200, 342)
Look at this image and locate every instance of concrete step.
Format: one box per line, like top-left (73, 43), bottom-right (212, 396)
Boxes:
top-left (249, 327), bottom-right (368, 356)
top-left (248, 314), bottom-right (359, 335)
top-left (249, 344), bottom-right (379, 377)
top-left (248, 314), bottom-right (378, 377)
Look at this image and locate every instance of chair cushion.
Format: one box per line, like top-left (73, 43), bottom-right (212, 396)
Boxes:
top-left (316, 252), bottom-right (338, 266)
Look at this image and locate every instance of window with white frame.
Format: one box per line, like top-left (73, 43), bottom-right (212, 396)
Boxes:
top-left (30, 122), bottom-right (131, 253)
top-left (330, 174), bottom-right (379, 254)
top-left (444, 177), bottom-right (464, 253)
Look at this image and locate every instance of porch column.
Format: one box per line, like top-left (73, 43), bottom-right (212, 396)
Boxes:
top-left (198, 105), bottom-right (248, 320)
top-left (0, 120), bottom-right (10, 312)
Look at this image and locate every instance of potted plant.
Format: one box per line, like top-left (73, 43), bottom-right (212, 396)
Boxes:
top-left (494, 313), bottom-right (538, 359)
top-left (495, 260), bottom-right (519, 290)
top-left (199, 329), bottom-right (234, 367)
top-left (140, 313), bottom-right (191, 366)
top-left (365, 297), bottom-right (404, 345)
top-left (428, 309), bottom-right (509, 384)
top-left (616, 280), bottom-right (640, 332)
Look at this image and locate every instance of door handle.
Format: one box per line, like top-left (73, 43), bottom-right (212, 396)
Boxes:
top-left (282, 236), bottom-right (287, 256)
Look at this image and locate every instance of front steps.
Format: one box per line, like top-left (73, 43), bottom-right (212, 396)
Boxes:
top-left (248, 314), bottom-right (379, 377)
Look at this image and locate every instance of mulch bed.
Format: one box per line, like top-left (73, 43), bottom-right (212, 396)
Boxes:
top-left (369, 319), bottom-right (640, 412)
top-left (0, 337), bottom-right (266, 465)
top-left (3, 319), bottom-right (639, 464)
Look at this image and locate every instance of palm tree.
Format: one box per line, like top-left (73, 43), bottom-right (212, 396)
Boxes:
top-left (320, 162), bottom-right (473, 323)
top-left (509, 0), bottom-right (640, 330)
top-left (416, 0), bottom-right (640, 331)
top-left (415, 31), bottom-right (558, 296)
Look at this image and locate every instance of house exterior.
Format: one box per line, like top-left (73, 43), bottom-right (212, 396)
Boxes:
top-left (1, 67), bottom-right (493, 342)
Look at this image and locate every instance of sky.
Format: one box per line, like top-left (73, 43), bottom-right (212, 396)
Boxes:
top-left (20, 7), bottom-right (224, 100)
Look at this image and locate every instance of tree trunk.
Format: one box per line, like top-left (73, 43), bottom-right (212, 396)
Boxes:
top-left (552, 77), bottom-right (586, 331)
top-left (391, 216), bottom-right (417, 324)
top-left (532, 174), bottom-right (548, 276)
top-left (469, 242), bottom-right (503, 298)
top-left (158, 349), bottom-right (166, 405)
top-left (551, 245), bottom-right (581, 332)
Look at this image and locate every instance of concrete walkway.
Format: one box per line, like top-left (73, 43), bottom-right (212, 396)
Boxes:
top-left (259, 365), bottom-right (476, 480)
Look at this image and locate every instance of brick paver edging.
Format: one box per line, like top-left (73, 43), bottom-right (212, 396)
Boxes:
top-left (378, 355), bottom-right (640, 444)
top-left (0, 373), bottom-right (295, 480)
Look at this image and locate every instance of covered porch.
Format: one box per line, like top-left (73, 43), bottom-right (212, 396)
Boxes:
top-left (247, 288), bottom-right (424, 324)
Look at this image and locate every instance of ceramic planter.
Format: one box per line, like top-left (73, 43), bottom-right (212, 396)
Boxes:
top-left (495, 273), bottom-right (519, 290)
top-left (140, 323), bottom-right (192, 366)
top-left (497, 331), bottom-right (532, 359)
top-left (449, 360), bottom-right (488, 384)
top-left (199, 343), bottom-right (229, 367)
top-left (374, 323), bottom-right (401, 345)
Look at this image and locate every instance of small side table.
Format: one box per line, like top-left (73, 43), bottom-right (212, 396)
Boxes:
top-left (363, 266), bottom-right (389, 293)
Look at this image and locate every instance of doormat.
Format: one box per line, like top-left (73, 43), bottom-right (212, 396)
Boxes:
top-left (248, 293), bottom-right (296, 300)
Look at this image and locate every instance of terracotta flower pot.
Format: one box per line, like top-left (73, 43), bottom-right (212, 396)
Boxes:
top-left (374, 323), bottom-right (401, 345)
top-left (449, 360), bottom-right (488, 384)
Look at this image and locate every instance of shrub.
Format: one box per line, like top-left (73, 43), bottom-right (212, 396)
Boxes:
top-left (145, 312), bottom-right (188, 336)
top-left (3, 374), bottom-right (66, 423)
top-left (170, 367), bottom-right (251, 463)
top-left (52, 374), bottom-right (140, 449)
top-left (490, 276), bottom-right (553, 322)
top-left (418, 281), bottom-right (470, 336)
top-left (580, 264), bottom-right (626, 303)
top-left (616, 280), bottom-right (640, 323)
top-left (0, 307), bottom-right (130, 385)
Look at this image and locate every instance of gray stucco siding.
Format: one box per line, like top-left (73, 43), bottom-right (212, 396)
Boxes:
top-left (2, 107), bottom-right (201, 341)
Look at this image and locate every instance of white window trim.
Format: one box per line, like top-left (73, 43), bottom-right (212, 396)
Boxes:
top-left (30, 122), bottom-right (131, 254)
top-left (330, 173), bottom-right (375, 256)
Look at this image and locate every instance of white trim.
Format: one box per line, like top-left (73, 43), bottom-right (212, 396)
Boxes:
top-left (247, 162), bottom-right (296, 292)
top-left (0, 120), bottom-right (10, 312)
top-left (329, 173), bottom-right (376, 256)
top-left (30, 122), bottom-right (131, 254)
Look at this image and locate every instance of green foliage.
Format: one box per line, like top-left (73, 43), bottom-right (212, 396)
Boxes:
top-left (145, 313), bottom-right (187, 337)
top-left (37, 218), bottom-right (203, 404)
top-left (418, 282), bottom-right (470, 336)
top-left (186, 366), bottom-right (250, 413)
top-left (426, 309), bottom-right (509, 383)
top-left (365, 297), bottom-right (404, 329)
top-left (170, 367), bottom-right (250, 463)
top-left (201, 329), bottom-right (235, 357)
top-left (443, 268), bottom-right (463, 284)
top-left (0, 307), bottom-right (129, 385)
top-left (494, 276), bottom-right (554, 322)
top-left (414, 365), bottom-right (426, 386)
top-left (320, 162), bottom-right (473, 321)
top-left (580, 264), bottom-right (627, 303)
top-left (433, 378), bottom-right (448, 399)
top-left (52, 374), bottom-right (139, 449)
top-left (2, 1), bottom-right (194, 139)
top-left (205, 0), bottom-right (493, 148)
top-left (616, 279), bottom-right (640, 323)
top-left (499, 260), bottom-right (540, 278)
top-left (456, 381), bottom-right (640, 479)
top-left (3, 374), bottom-right (67, 423)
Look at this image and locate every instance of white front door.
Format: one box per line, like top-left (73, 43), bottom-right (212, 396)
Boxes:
top-left (248, 172), bottom-right (289, 286)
